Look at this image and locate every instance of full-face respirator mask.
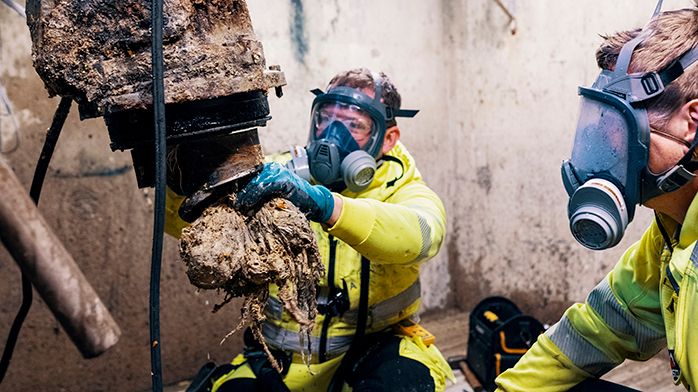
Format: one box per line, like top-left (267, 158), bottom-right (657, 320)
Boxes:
top-left (286, 74), bottom-right (418, 193)
top-left (562, 0), bottom-right (698, 250)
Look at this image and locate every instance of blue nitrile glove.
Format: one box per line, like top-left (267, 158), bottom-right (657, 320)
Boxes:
top-left (235, 162), bottom-right (335, 223)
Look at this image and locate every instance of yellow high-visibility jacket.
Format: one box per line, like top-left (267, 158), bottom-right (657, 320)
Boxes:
top-left (166, 141), bottom-right (447, 361)
top-left (263, 140), bottom-right (446, 362)
top-left (495, 195), bottom-right (698, 391)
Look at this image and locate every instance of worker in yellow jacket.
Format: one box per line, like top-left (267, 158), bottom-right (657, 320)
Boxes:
top-left (496, 3), bottom-right (698, 391)
top-left (174, 68), bottom-right (453, 391)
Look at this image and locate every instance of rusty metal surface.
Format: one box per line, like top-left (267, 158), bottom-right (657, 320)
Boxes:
top-left (26, 0), bottom-right (286, 118)
top-left (171, 129), bottom-right (265, 221)
top-left (0, 155), bottom-right (121, 358)
top-left (104, 91), bottom-right (272, 151)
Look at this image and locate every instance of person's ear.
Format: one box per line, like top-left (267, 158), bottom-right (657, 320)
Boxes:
top-left (684, 99), bottom-right (698, 142)
top-left (381, 126), bottom-right (400, 154)
top-left (687, 99), bottom-right (698, 125)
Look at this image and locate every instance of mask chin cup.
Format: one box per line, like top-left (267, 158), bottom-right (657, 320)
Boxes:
top-left (308, 142), bottom-right (342, 185)
top-left (341, 150), bottom-right (376, 192)
top-left (568, 178), bottom-right (629, 250)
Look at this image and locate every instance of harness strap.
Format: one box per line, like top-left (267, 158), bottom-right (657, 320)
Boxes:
top-left (655, 212), bottom-right (674, 253)
top-left (328, 256), bottom-right (371, 392)
top-left (381, 154), bottom-right (405, 188)
top-left (262, 279), bottom-right (420, 357)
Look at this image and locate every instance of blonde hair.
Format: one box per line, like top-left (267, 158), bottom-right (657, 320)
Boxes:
top-left (596, 6), bottom-right (698, 126)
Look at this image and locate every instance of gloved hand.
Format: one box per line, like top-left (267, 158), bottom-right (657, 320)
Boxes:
top-left (235, 162), bottom-right (335, 223)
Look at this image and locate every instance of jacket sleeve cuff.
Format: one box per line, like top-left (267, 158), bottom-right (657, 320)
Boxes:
top-left (326, 194), bottom-right (375, 246)
top-left (495, 334), bottom-right (589, 392)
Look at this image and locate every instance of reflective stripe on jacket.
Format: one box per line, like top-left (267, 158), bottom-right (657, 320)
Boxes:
top-left (496, 195), bottom-right (698, 391)
top-left (264, 141), bottom-right (446, 362)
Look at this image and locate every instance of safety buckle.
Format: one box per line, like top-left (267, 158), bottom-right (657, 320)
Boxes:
top-left (317, 280), bottom-right (350, 317)
top-left (657, 165), bottom-right (695, 193)
top-left (641, 73), bottom-right (661, 95)
top-left (385, 106), bottom-right (395, 121)
top-left (604, 71), bottom-right (666, 103)
top-left (632, 71), bottom-right (665, 102)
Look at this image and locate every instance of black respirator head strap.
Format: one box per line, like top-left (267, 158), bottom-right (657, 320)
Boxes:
top-left (369, 72), bottom-right (420, 122)
top-left (599, 1), bottom-right (659, 83)
top-left (604, 45), bottom-right (698, 106)
top-left (602, 0), bottom-right (698, 106)
top-left (644, 129), bottom-right (698, 198)
top-left (386, 107), bottom-right (419, 121)
top-left (310, 74), bottom-right (419, 125)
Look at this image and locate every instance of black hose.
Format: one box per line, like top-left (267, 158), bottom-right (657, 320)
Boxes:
top-left (327, 256), bottom-right (370, 392)
top-left (0, 273), bottom-right (32, 386)
top-left (0, 96), bottom-right (71, 383)
top-left (150, 0), bottom-right (166, 389)
top-left (30, 98), bottom-right (72, 202)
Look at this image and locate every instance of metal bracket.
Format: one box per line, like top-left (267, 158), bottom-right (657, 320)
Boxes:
top-left (492, 0), bottom-right (517, 35)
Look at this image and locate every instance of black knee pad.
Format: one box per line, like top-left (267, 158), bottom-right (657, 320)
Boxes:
top-left (348, 335), bottom-right (436, 392)
top-left (216, 378), bottom-right (258, 392)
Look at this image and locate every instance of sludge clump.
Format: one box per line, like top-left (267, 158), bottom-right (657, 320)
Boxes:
top-left (179, 196), bottom-right (324, 370)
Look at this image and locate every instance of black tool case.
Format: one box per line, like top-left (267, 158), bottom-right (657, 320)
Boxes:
top-left (466, 296), bottom-right (545, 392)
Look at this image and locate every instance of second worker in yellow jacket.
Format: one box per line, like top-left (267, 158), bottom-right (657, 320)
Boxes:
top-left (497, 3), bottom-right (698, 391)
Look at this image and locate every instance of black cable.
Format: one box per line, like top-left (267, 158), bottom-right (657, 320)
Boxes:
top-left (0, 96), bottom-right (71, 383)
top-left (327, 256), bottom-right (370, 392)
top-left (150, 0), bottom-right (166, 389)
top-left (30, 98), bottom-right (72, 202)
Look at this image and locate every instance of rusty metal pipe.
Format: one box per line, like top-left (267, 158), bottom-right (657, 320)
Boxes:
top-left (0, 156), bottom-right (121, 358)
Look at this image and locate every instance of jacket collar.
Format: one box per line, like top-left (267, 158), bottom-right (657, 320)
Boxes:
top-left (678, 191), bottom-right (698, 248)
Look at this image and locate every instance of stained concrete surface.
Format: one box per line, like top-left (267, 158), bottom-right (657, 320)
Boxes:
top-left (244, 0), bottom-right (691, 324)
top-left (2, 0), bottom-right (697, 390)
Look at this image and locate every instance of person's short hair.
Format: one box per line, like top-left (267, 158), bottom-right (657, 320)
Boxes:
top-left (595, 5), bottom-right (698, 127)
top-left (327, 68), bottom-right (402, 127)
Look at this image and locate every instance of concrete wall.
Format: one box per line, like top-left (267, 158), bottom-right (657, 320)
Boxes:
top-left (248, 0), bottom-right (691, 321)
top-left (434, 0), bottom-right (690, 320)
top-left (0, 0), bottom-right (691, 390)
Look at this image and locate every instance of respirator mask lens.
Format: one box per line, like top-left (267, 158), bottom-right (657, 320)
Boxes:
top-left (569, 97), bottom-right (631, 185)
top-left (303, 101), bottom-right (382, 192)
top-left (563, 96), bottom-right (638, 250)
top-left (311, 102), bottom-right (379, 153)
